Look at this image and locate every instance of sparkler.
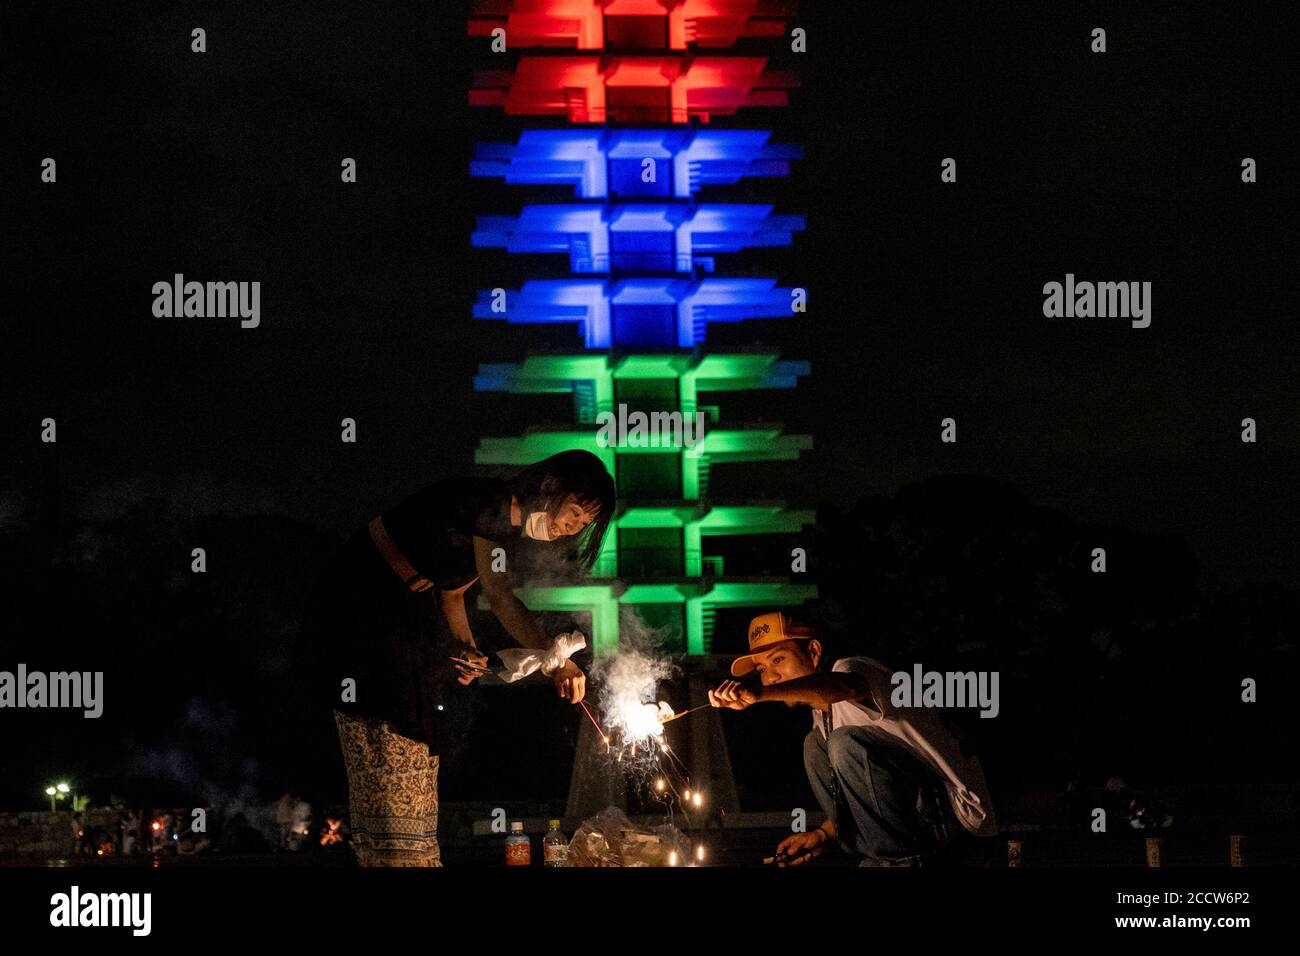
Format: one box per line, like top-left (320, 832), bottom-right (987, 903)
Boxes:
top-left (660, 703), bottom-right (711, 724)
top-left (578, 700), bottom-right (609, 745)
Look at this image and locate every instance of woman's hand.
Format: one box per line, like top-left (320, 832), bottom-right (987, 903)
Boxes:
top-left (453, 647), bottom-right (490, 685)
top-left (551, 659), bottom-right (586, 704)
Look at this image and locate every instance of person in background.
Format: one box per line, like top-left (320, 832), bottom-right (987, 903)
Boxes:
top-left (70, 812), bottom-right (85, 857)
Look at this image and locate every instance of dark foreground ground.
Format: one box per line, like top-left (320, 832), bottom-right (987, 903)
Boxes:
top-left (6, 821), bottom-right (1296, 868)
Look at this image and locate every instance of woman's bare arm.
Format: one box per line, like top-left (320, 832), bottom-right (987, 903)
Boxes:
top-left (440, 579), bottom-right (489, 684)
top-left (472, 535), bottom-right (586, 703)
top-left (473, 535), bottom-right (550, 650)
top-left (440, 581), bottom-right (477, 647)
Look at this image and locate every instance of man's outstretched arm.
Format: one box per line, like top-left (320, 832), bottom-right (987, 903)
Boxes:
top-left (711, 672), bottom-right (872, 711)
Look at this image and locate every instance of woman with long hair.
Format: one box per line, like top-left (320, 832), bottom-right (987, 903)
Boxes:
top-left (304, 450), bottom-right (615, 866)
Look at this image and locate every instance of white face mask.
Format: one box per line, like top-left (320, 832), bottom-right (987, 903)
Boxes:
top-left (522, 511), bottom-right (555, 541)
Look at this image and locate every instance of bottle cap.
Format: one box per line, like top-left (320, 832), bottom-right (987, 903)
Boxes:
top-left (510, 821), bottom-right (523, 832)
top-left (548, 819), bottom-right (561, 829)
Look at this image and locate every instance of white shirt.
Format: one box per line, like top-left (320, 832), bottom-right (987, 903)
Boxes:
top-left (813, 657), bottom-right (997, 837)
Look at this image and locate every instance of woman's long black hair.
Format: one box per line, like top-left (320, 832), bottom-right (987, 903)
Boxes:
top-left (504, 450), bottom-right (616, 573)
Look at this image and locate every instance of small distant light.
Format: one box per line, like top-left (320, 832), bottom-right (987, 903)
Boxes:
top-left (696, 844), bottom-right (705, 863)
top-left (45, 787), bottom-right (57, 796)
top-left (436, 705), bottom-right (445, 711)
top-left (683, 789), bottom-right (691, 802)
top-left (692, 792), bottom-right (703, 809)
top-left (56, 783), bottom-right (70, 793)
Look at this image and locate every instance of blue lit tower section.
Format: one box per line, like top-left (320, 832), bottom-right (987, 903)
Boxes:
top-left (471, 130), bottom-right (804, 349)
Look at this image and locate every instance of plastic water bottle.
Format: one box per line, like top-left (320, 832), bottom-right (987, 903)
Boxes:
top-left (542, 819), bottom-right (568, 867)
top-left (505, 821), bottom-right (531, 866)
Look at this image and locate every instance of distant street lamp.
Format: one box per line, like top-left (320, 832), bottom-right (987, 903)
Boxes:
top-left (45, 782), bottom-right (73, 812)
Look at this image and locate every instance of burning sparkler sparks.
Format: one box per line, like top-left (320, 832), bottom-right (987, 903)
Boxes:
top-left (590, 643), bottom-right (676, 762)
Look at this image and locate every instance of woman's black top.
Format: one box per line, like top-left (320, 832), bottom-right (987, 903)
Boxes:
top-left (304, 476), bottom-right (519, 753)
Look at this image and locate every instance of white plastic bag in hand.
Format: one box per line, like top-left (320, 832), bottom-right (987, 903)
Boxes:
top-left (496, 631), bottom-right (587, 683)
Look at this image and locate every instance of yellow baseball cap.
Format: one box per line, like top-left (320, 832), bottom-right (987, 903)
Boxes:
top-left (730, 611), bottom-right (814, 676)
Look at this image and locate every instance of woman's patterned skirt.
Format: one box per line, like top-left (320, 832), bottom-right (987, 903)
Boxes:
top-left (333, 709), bottom-right (441, 866)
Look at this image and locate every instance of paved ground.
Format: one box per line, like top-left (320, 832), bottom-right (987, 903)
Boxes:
top-left (5, 822), bottom-right (1294, 867)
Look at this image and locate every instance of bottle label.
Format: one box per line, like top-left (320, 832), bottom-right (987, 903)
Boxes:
top-left (544, 842), bottom-right (568, 865)
top-left (505, 840), bottom-right (531, 866)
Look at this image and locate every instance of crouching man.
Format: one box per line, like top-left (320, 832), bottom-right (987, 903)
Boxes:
top-left (709, 612), bottom-right (997, 866)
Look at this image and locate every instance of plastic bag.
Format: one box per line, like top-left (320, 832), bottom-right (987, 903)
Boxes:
top-left (563, 807), bottom-right (691, 867)
top-left (496, 631), bottom-right (586, 683)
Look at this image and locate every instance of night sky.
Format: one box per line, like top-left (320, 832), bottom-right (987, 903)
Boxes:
top-left (4, 2), bottom-right (1295, 585)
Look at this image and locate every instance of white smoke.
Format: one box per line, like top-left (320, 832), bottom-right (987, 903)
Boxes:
top-left (590, 615), bottom-right (679, 749)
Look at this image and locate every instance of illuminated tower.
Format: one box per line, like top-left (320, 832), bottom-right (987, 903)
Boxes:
top-left (469, 0), bottom-right (812, 813)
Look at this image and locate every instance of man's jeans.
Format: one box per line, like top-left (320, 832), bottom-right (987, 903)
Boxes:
top-left (804, 725), bottom-right (962, 865)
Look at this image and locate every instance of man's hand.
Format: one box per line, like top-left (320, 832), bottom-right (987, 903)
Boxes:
top-left (552, 659), bottom-right (586, 704)
top-left (453, 647), bottom-right (490, 685)
top-left (774, 826), bottom-right (830, 866)
top-left (708, 679), bottom-right (759, 711)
